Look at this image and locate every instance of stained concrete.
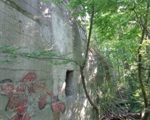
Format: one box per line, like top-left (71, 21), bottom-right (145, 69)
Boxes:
top-left (0, 0), bottom-right (89, 120)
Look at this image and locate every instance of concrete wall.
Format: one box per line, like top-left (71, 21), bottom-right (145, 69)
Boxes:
top-left (0, 0), bottom-right (89, 120)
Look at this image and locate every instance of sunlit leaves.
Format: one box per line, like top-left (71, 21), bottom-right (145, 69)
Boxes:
top-left (60, 0), bottom-right (150, 117)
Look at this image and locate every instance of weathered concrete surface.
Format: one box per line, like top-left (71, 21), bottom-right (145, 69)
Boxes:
top-left (0, 0), bottom-right (90, 120)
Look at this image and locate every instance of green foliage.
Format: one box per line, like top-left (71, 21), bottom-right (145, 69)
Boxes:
top-left (66, 0), bottom-right (150, 118)
top-left (0, 45), bottom-right (18, 58)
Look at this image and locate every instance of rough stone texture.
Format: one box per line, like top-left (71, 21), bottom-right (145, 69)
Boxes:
top-left (0, 0), bottom-right (90, 120)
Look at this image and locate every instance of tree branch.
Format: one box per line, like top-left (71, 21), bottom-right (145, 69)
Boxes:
top-left (79, 3), bottom-right (99, 119)
top-left (136, 1), bottom-right (150, 120)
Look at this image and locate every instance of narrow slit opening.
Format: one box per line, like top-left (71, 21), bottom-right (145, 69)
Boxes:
top-left (65, 70), bottom-right (74, 96)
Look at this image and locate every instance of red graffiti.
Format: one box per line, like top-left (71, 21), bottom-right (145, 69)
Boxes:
top-left (6, 95), bottom-right (28, 113)
top-left (51, 101), bottom-right (65, 113)
top-left (0, 83), bottom-right (15, 95)
top-left (21, 72), bottom-right (37, 82)
top-left (5, 90), bottom-right (29, 119)
top-left (16, 84), bottom-right (26, 94)
top-left (27, 83), bottom-right (36, 94)
top-left (16, 98), bottom-right (28, 113)
top-left (11, 112), bottom-right (30, 120)
top-left (0, 72), bottom-right (65, 119)
top-left (20, 72), bottom-right (38, 94)
top-left (0, 83), bottom-right (27, 96)
top-left (38, 94), bottom-right (48, 110)
top-left (51, 96), bottom-right (65, 113)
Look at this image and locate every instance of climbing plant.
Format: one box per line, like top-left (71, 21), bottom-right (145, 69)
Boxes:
top-left (0, 45), bottom-right (74, 65)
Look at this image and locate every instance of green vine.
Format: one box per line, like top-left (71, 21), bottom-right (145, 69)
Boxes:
top-left (0, 45), bottom-right (73, 65)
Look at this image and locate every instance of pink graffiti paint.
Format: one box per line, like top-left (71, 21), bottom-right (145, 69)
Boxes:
top-left (21, 72), bottom-right (37, 82)
top-left (51, 96), bottom-right (65, 113)
top-left (0, 72), bottom-right (66, 119)
top-left (16, 98), bottom-right (28, 113)
top-left (6, 95), bottom-right (28, 113)
top-left (11, 112), bottom-right (30, 120)
top-left (27, 83), bottom-right (36, 94)
top-left (51, 101), bottom-right (65, 113)
top-left (38, 94), bottom-right (48, 110)
top-left (16, 84), bottom-right (26, 94)
top-left (0, 83), bottom-right (15, 95)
